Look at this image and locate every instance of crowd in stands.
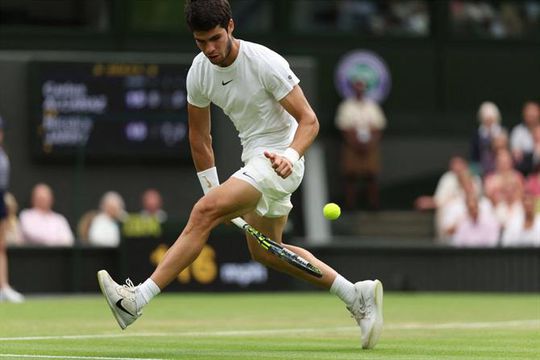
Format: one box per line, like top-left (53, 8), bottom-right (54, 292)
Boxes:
top-left (450, 0), bottom-right (540, 39)
top-left (6, 102), bottom-right (539, 250)
top-left (5, 185), bottom-right (167, 248)
top-left (416, 100), bottom-right (540, 247)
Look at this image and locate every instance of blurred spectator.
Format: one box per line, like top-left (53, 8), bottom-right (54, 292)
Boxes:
top-left (450, 0), bottom-right (540, 39)
top-left (438, 170), bottom-right (491, 242)
top-left (519, 124), bottom-right (540, 175)
top-left (416, 156), bottom-right (470, 210)
top-left (77, 210), bottom-right (98, 244)
top-left (415, 156), bottom-right (482, 240)
top-left (140, 188), bottom-right (167, 223)
top-left (335, 79), bottom-right (386, 210)
top-left (4, 193), bottom-right (23, 246)
top-left (451, 192), bottom-right (500, 247)
top-left (295, 0), bottom-right (429, 37)
top-left (384, 0), bottom-right (430, 36)
top-left (490, 129), bottom-right (510, 156)
top-left (525, 163), bottom-right (540, 212)
top-left (88, 191), bottom-right (126, 247)
top-left (122, 188), bottom-right (165, 238)
top-left (484, 150), bottom-right (525, 226)
top-left (501, 192), bottom-right (540, 246)
top-left (20, 183), bottom-right (74, 246)
top-left (0, 116), bottom-right (24, 302)
top-left (510, 100), bottom-right (540, 174)
top-left (337, 0), bottom-right (378, 33)
top-left (450, 0), bottom-right (494, 35)
top-left (470, 101), bottom-right (507, 176)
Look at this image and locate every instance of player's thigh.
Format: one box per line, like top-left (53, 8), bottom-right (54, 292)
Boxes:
top-left (196, 177), bottom-right (261, 223)
top-left (243, 212), bottom-right (287, 258)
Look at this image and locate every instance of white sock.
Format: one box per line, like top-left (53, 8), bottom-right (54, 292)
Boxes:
top-left (137, 278), bottom-right (161, 306)
top-left (330, 274), bottom-right (356, 307)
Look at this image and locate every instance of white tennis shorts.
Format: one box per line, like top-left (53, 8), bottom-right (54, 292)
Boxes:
top-left (232, 154), bottom-right (305, 217)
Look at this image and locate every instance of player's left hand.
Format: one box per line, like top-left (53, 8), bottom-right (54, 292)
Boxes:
top-left (264, 151), bottom-right (293, 179)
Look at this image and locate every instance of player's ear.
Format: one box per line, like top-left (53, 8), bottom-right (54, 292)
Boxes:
top-left (227, 18), bottom-right (234, 34)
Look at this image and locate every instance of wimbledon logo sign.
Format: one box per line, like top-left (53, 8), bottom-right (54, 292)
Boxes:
top-left (334, 50), bottom-right (391, 103)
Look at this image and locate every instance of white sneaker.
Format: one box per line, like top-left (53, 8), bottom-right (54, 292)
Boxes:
top-left (97, 270), bottom-right (142, 330)
top-left (0, 286), bottom-right (25, 303)
top-left (347, 279), bottom-right (384, 349)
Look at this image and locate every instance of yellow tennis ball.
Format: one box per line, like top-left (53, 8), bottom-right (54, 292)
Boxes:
top-left (323, 203), bottom-right (341, 220)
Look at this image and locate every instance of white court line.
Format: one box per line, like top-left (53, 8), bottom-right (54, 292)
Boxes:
top-left (0, 319), bottom-right (538, 343)
top-left (0, 355), bottom-right (163, 360)
top-left (386, 319), bottom-right (540, 330)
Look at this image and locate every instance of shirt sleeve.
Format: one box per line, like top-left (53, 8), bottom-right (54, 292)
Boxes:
top-left (186, 64), bottom-right (211, 108)
top-left (260, 52), bottom-right (300, 101)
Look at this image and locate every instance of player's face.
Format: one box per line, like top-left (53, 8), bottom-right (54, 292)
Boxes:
top-left (193, 20), bottom-right (235, 66)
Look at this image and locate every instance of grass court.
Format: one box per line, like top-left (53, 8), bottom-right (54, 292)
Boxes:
top-left (0, 292), bottom-right (539, 359)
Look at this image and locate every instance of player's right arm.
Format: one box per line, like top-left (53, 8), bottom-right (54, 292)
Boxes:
top-left (186, 61), bottom-right (220, 194)
top-left (187, 103), bottom-right (215, 172)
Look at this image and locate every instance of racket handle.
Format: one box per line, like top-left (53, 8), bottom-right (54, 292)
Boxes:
top-left (231, 217), bottom-right (247, 229)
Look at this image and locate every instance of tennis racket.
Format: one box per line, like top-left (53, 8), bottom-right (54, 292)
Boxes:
top-left (231, 217), bottom-right (323, 278)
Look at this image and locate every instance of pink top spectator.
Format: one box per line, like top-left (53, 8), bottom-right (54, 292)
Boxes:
top-left (451, 194), bottom-right (500, 247)
top-left (451, 215), bottom-right (500, 247)
top-left (20, 209), bottom-right (74, 246)
top-left (19, 183), bottom-right (74, 246)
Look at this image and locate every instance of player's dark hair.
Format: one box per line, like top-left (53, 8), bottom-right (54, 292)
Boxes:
top-left (185, 0), bottom-right (232, 32)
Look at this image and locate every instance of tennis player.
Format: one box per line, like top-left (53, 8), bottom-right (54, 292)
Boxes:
top-left (98, 0), bottom-right (383, 349)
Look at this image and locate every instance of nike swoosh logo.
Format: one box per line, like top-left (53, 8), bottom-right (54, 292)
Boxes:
top-left (116, 299), bottom-right (135, 317)
top-left (242, 171), bottom-right (256, 182)
top-left (202, 175), bottom-right (212, 189)
top-left (222, 79), bottom-right (233, 86)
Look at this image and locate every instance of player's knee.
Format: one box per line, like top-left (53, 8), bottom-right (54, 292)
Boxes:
top-left (190, 197), bottom-right (222, 228)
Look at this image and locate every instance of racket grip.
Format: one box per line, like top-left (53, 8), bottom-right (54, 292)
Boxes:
top-left (231, 217), bottom-right (247, 229)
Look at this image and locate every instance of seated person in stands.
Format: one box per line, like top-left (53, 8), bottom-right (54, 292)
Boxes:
top-left (88, 191), bottom-right (126, 247)
top-left (484, 150), bottom-right (525, 227)
top-left (470, 101), bottom-right (507, 176)
top-left (415, 156), bottom-right (482, 241)
top-left (510, 100), bottom-right (540, 175)
top-left (121, 189), bottom-right (166, 239)
top-left (451, 192), bottom-right (500, 247)
top-left (439, 171), bottom-right (493, 243)
top-left (520, 125), bottom-right (540, 179)
top-left (501, 192), bottom-right (540, 247)
top-left (20, 183), bottom-right (74, 246)
top-left (525, 162), bottom-right (540, 212)
top-left (77, 209), bottom-right (98, 244)
top-left (140, 188), bottom-right (167, 223)
top-left (415, 156), bottom-right (473, 209)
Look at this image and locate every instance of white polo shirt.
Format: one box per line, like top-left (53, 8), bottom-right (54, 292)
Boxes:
top-left (186, 40), bottom-right (300, 163)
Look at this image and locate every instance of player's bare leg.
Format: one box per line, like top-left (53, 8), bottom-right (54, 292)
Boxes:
top-left (149, 178), bottom-right (260, 288)
top-left (98, 178), bottom-right (261, 329)
top-left (243, 212), bottom-right (337, 288)
top-left (244, 212), bottom-right (383, 349)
